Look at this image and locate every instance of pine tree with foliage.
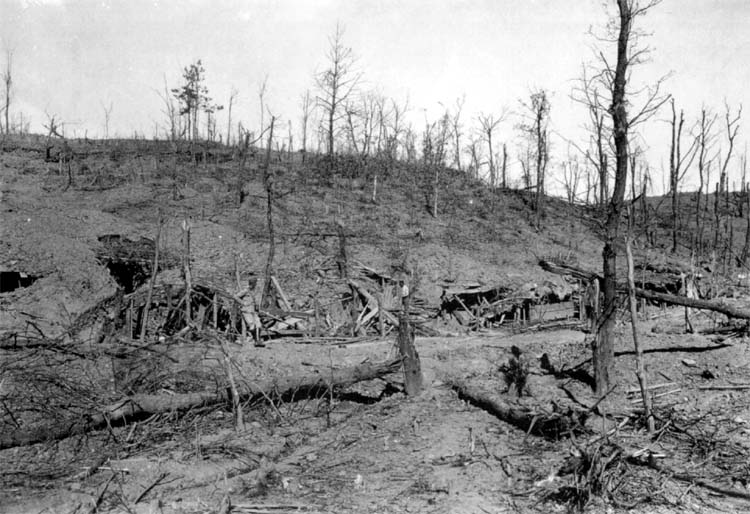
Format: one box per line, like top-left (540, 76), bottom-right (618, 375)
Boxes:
top-left (171, 60), bottom-right (219, 141)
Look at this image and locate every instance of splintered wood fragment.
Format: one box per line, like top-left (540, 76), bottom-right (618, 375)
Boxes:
top-left (355, 300), bottom-right (372, 326)
top-left (74, 454), bottom-right (110, 479)
top-left (349, 279), bottom-right (399, 327)
top-left (698, 384), bottom-right (750, 390)
top-left (231, 504), bottom-right (313, 511)
top-left (625, 382), bottom-right (676, 395)
top-left (270, 276), bottom-right (292, 311)
top-left (213, 293), bottom-right (219, 328)
top-left (357, 302), bottom-right (379, 331)
top-left (377, 291), bottom-right (385, 337)
top-left (629, 388), bottom-right (681, 403)
top-left (452, 294), bottom-right (476, 321)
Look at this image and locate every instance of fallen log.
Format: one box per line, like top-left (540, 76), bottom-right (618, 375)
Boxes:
top-left (539, 260), bottom-right (750, 320)
top-left (0, 358), bottom-right (402, 450)
top-left (539, 259), bottom-right (598, 282)
top-left (449, 379), bottom-right (588, 440)
top-left (633, 289), bottom-right (750, 320)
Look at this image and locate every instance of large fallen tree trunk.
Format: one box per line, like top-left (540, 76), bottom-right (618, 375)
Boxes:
top-left (449, 379), bottom-right (589, 440)
top-left (539, 260), bottom-right (750, 320)
top-left (632, 289), bottom-right (750, 320)
top-left (0, 358), bottom-right (402, 450)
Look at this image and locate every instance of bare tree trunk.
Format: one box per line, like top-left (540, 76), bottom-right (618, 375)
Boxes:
top-left (226, 87), bottom-right (237, 146)
top-left (487, 130), bottom-right (495, 188)
top-left (596, 0), bottom-right (632, 396)
top-left (669, 100), bottom-right (679, 253)
top-left (260, 117), bottom-right (276, 309)
top-left (258, 75), bottom-right (268, 149)
top-left (301, 90), bottom-right (312, 163)
top-left (2, 48), bottom-right (12, 135)
top-left (502, 143), bottom-right (508, 189)
top-left (714, 181), bottom-right (721, 253)
top-left (695, 110), bottom-right (710, 254)
top-left (432, 164), bottom-right (439, 218)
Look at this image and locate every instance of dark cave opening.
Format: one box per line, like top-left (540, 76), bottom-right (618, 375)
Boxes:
top-left (103, 259), bottom-right (151, 294)
top-left (0, 271), bottom-right (40, 293)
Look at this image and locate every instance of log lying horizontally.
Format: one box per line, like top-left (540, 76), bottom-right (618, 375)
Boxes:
top-left (633, 289), bottom-right (750, 320)
top-left (539, 259), bottom-right (750, 321)
top-left (449, 379), bottom-right (588, 439)
top-left (0, 358), bottom-right (402, 450)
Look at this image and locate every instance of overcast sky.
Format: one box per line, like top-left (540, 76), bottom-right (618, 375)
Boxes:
top-left (2, 0), bottom-right (749, 193)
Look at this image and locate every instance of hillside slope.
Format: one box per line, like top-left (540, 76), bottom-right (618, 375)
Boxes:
top-left (0, 137), bottom-right (614, 337)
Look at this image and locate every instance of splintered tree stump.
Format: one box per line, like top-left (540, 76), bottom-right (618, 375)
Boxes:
top-left (398, 308), bottom-right (423, 396)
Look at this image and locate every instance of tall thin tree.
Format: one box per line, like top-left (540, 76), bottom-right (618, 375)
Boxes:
top-left (315, 23), bottom-right (362, 164)
top-left (2, 46), bottom-right (13, 135)
top-left (594, 0), bottom-right (669, 395)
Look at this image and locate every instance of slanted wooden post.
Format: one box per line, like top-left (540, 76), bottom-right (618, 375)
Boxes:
top-left (314, 296), bottom-right (320, 337)
top-left (126, 299), bottom-right (133, 338)
top-left (212, 293), bottom-right (219, 328)
top-left (398, 281), bottom-right (423, 396)
top-left (377, 290), bottom-right (385, 338)
top-left (181, 218), bottom-right (192, 325)
top-left (626, 238), bottom-right (655, 434)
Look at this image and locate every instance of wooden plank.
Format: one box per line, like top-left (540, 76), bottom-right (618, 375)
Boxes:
top-left (530, 301), bottom-right (575, 322)
top-left (270, 276), bottom-right (292, 311)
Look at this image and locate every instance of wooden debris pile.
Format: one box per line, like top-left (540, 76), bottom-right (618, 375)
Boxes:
top-left (633, 262), bottom-right (697, 296)
top-left (440, 278), bottom-right (579, 329)
top-left (347, 261), bottom-right (440, 337)
top-left (541, 259), bottom-right (704, 298)
top-left (89, 254), bottom-right (440, 347)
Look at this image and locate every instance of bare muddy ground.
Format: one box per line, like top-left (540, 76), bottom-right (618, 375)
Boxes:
top-left (4, 312), bottom-right (750, 513)
top-left (3, 144), bottom-right (750, 513)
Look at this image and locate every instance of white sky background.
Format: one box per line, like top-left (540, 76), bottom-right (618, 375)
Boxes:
top-left (2, 0), bottom-right (749, 195)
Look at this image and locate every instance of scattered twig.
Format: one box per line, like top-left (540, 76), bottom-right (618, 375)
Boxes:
top-left (86, 473), bottom-right (115, 514)
top-left (698, 384), bottom-right (750, 390)
top-left (73, 454), bottom-right (110, 480)
top-left (625, 382), bottom-right (675, 395)
top-left (635, 457), bottom-right (750, 501)
top-left (629, 388), bottom-right (681, 403)
top-left (132, 471), bottom-right (168, 504)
